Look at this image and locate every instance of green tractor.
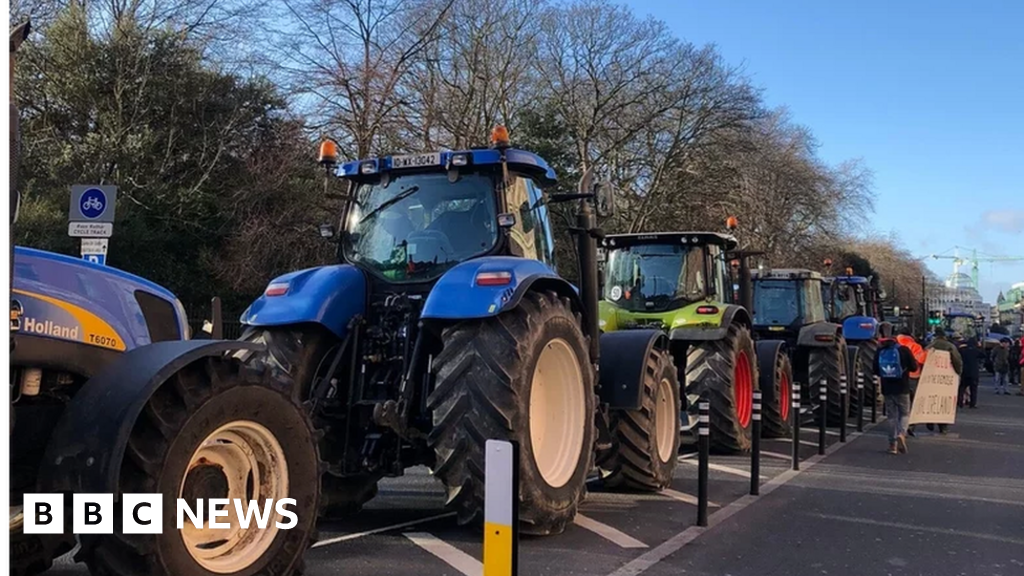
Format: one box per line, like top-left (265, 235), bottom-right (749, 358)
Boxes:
top-left (751, 269), bottom-right (848, 431)
top-left (598, 232), bottom-right (762, 453)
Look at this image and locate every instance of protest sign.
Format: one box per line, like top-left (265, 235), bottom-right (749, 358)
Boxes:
top-left (909, 349), bottom-right (959, 425)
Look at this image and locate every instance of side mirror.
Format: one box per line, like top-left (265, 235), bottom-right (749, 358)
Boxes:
top-left (594, 181), bottom-right (615, 218)
top-left (319, 224), bottom-right (336, 239)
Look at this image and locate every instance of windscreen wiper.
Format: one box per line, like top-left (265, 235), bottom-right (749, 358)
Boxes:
top-left (359, 186), bottom-right (420, 224)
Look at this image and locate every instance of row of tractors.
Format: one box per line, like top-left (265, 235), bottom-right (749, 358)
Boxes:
top-left (9, 20), bottom-right (893, 576)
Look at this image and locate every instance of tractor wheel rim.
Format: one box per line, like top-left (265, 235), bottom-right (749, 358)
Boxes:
top-left (179, 420), bottom-right (288, 574)
top-left (735, 350), bottom-right (753, 428)
top-left (4, 504), bottom-right (23, 532)
top-left (780, 371), bottom-right (791, 423)
top-left (529, 338), bottom-right (585, 489)
top-left (655, 377), bottom-right (675, 463)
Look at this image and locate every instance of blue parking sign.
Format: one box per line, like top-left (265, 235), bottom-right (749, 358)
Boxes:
top-left (82, 254), bottom-right (106, 266)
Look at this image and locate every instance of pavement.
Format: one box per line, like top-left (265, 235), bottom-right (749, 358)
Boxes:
top-left (46, 376), bottom-right (1024, 576)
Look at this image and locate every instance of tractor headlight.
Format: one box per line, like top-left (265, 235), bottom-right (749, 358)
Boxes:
top-left (451, 153), bottom-right (469, 166)
top-left (360, 161), bottom-right (378, 175)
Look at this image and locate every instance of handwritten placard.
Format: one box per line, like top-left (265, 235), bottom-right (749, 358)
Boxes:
top-left (909, 350), bottom-right (959, 425)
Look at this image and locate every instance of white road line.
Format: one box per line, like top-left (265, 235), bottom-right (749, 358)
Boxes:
top-left (678, 452), bottom-right (697, 460)
top-left (313, 512), bottom-right (455, 547)
top-left (607, 422), bottom-right (882, 576)
top-left (661, 489), bottom-right (720, 508)
top-left (800, 428), bottom-right (841, 437)
top-left (678, 459), bottom-right (766, 480)
top-left (574, 514), bottom-right (648, 549)
top-left (760, 450), bottom-right (792, 461)
top-left (806, 514), bottom-right (1024, 546)
top-left (404, 532), bottom-right (482, 576)
top-left (767, 438), bottom-right (819, 447)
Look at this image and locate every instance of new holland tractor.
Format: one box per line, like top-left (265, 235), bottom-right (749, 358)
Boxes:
top-left (822, 269), bottom-right (892, 413)
top-left (751, 269), bottom-right (847, 432)
top-left (597, 231), bottom-right (764, 453)
top-left (236, 128), bottom-right (679, 533)
top-left (11, 22), bottom-right (320, 576)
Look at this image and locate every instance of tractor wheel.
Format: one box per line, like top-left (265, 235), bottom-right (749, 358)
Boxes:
top-left (241, 327), bottom-right (381, 519)
top-left (428, 291), bottom-right (595, 535)
top-left (597, 349), bottom-right (680, 491)
top-left (81, 358), bottom-right (321, 576)
top-left (9, 520), bottom-right (75, 576)
top-left (808, 340), bottom-right (847, 425)
top-left (758, 345), bottom-right (794, 438)
top-left (846, 345), bottom-right (867, 416)
top-left (857, 340), bottom-right (882, 410)
top-left (684, 323), bottom-right (758, 453)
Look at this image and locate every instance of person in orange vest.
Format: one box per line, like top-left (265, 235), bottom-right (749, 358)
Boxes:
top-left (896, 328), bottom-right (927, 436)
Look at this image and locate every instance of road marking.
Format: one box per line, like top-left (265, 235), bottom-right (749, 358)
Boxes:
top-left (800, 428), bottom-right (841, 437)
top-left (313, 512), bottom-right (456, 547)
top-left (768, 438), bottom-right (818, 447)
top-left (760, 450), bottom-right (792, 461)
top-left (404, 532), bottom-right (482, 576)
top-left (661, 488), bottom-right (720, 508)
top-left (574, 513), bottom-right (648, 548)
top-left (805, 514), bottom-right (1024, 546)
top-left (677, 453), bottom-right (697, 460)
top-left (607, 422), bottom-right (882, 576)
top-left (678, 459), bottom-right (766, 480)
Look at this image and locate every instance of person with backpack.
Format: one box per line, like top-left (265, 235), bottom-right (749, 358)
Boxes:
top-left (874, 336), bottom-right (920, 454)
top-left (924, 328), bottom-right (963, 433)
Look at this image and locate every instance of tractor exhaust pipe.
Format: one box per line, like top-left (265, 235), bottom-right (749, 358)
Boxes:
top-left (5, 17), bottom-right (29, 354)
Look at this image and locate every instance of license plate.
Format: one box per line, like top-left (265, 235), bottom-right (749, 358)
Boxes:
top-left (391, 152), bottom-right (441, 169)
top-left (769, 326), bottom-right (785, 331)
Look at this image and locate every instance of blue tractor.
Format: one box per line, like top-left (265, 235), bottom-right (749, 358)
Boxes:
top-left (12, 22), bottom-right (321, 576)
top-left (235, 128), bottom-right (679, 534)
top-left (822, 271), bottom-right (892, 413)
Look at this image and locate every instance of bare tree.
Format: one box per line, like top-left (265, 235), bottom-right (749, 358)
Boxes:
top-left (272, 0), bottom-right (453, 158)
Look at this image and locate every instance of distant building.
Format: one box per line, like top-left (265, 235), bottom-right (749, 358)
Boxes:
top-left (995, 282), bottom-right (1024, 336)
top-left (925, 272), bottom-right (992, 328)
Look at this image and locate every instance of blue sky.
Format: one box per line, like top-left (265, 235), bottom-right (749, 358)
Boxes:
top-left (623, 0), bottom-right (1024, 301)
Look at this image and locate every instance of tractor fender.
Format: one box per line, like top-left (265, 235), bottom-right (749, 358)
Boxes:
top-left (797, 322), bottom-right (844, 348)
top-left (37, 340), bottom-right (264, 495)
top-left (841, 316), bottom-right (878, 342)
top-left (241, 264), bottom-right (366, 340)
top-left (421, 257), bottom-right (581, 320)
top-left (669, 304), bottom-right (751, 342)
top-left (598, 329), bottom-right (668, 410)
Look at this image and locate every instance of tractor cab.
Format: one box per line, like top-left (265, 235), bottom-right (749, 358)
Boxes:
top-left (751, 269), bottom-right (828, 341)
top-left (823, 275), bottom-right (871, 321)
top-left (599, 232), bottom-right (737, 327)
top-left (333, 138), bottom-right (558, 285)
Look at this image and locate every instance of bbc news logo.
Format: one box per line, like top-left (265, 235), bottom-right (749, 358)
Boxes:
top-left (23, 494), bottom-right (298, 534)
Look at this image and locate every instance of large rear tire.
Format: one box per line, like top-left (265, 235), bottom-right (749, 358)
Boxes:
top-left (759, 346), bottom-right (794, 438)
top-left (81, 358), bottom-right (321, 576)
top-left (240, 327), bottom-right (381, 519)
top-left (684, 323), bottom-right (758, 453)
top-left (597, 349), bottom-right (680, 491)
top-left (9, 524), bottom-right (75, 576)
top-left (857, 340), bottom-right (882, 411)
top-left (807, 340), bottom-right (847, 425)
top-left (428, 291), bottom-right (595, 535)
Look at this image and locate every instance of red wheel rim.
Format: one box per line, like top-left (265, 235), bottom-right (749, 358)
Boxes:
top-left (735, 350), bottom-right (753, 428)
top-left (780, 370), bottom-right (791, 423)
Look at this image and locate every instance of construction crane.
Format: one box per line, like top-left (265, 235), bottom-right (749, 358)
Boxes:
top-left (930, 246), bottom-right (1024, 290)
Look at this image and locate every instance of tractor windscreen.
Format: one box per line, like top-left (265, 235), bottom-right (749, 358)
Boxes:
top-left (344, 172), bottom-right (498, 282)
top-left (753, 280), bottom-right (801, 326)
top-left (604, 243), bottom-right (705, 312)
top-left (831, 281), bottom-right (864, 319)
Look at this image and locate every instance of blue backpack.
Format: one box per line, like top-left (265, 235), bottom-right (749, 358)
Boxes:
top-left (878, 344), bottom-right (904, 378)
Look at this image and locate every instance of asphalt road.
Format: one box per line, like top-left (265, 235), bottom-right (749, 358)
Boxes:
top-left (46, 376), bottom-right (1024, 576)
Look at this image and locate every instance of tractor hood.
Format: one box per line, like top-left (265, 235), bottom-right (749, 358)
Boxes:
top-left (600, 300), bottom-right (726, 332)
